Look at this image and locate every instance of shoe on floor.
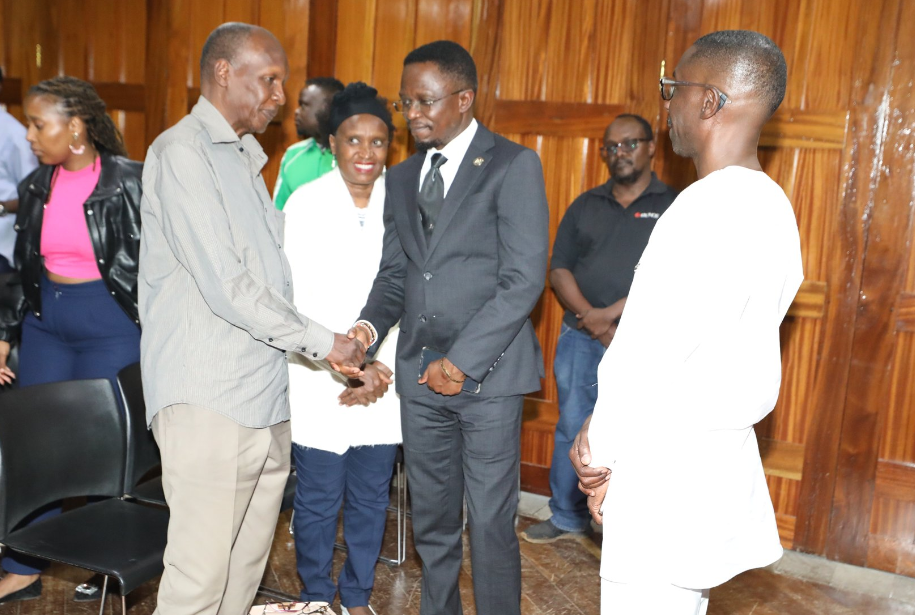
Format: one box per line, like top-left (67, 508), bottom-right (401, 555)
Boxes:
top-left (73, 574), bottom-right (106, 602)
top-left (520, 518), bottom-right (590, 544)
top-left (0, 578), bottom-right (42, 604)
top-left (341, 605), bottom-right (377, 615)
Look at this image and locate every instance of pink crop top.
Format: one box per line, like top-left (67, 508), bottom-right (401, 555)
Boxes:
top-left (40, 162), bottom-right (103, 279)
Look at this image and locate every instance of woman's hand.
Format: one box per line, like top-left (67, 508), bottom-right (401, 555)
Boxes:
top-left (338, 361), bottom-right (394, 406)
top-left (0, 341), bottom-right (16, 385)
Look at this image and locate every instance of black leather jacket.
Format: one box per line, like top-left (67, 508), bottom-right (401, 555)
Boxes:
top-left (0, 153), bottom-right (142, 342)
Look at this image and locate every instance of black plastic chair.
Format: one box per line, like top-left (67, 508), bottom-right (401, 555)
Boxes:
top-left (115, 362), bottom-right (300, 604)
top-left (119, 362), bottom-right (298, 512)
top-left (117, 363), bottom-right (166, 506)
top-left (0, 378), bottom-right (169, 615)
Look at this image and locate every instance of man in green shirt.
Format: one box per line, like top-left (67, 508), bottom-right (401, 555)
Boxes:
top-left (273, 76), bottom-right (344, 210)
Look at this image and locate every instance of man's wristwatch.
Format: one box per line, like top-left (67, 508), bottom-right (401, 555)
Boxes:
top-left (0, 202), bottom-right (7, 217)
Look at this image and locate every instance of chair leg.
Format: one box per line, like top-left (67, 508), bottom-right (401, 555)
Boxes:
top-left (97, 575), bottom-right (109, 615)
top-left (122, 594), bottom-right (127, 615)
top-left (378, 460), bottom-right (408, 566)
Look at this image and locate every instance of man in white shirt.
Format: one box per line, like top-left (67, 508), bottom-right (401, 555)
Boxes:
top-left (0, 68), bottom-right (39, 272)
top-left (570, 30), bottom-right (803, 615)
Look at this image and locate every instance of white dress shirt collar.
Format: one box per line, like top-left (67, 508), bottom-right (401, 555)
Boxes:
top-left (419, 118), bottom-right (478, 197)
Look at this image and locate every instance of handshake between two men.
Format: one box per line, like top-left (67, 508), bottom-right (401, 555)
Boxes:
top-left (325, 324), bottom-right (470, 408)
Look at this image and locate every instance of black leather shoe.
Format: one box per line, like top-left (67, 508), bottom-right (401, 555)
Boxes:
top-left (0, 578), bottom-right (42, 604)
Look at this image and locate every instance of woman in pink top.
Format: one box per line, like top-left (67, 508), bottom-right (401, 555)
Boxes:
top-left (0, 77), bottom-right (143, 605)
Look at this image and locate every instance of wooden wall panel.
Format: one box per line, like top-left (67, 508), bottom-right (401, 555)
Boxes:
top-left (371, 0), bottom-right (418, 165)
top-left (824, 0), bottom-right (915, 565)
top-left (4, 0), bottom-right (915, 580)
top-left (334, 0), bottom-right (377, 86)
top-left (414, 0), bottom-right (472, 47)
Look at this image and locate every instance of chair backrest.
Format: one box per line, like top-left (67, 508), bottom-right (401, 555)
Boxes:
top-left (116, 362), bottom-right (160, 493)
top-left (0, 378), bottom-right (125, 538)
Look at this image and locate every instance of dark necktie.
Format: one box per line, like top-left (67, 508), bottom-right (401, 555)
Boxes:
top-left (418, 153), bottom-right (447, 241)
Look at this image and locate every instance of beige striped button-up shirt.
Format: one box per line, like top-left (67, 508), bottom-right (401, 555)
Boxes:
top-left (139, 96), bottom-right (335, 427)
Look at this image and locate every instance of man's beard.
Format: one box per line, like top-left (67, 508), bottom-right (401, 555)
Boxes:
top-left (611, 161), bottom-right (640, 185)
top-left (415, 138), bottom-right (445, 152)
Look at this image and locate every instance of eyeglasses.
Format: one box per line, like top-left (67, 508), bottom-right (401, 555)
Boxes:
top-left (659, 77), bottom-right (731, 112)
top-left (601, 138), bottom-right (652, 155)
top-left (392, 90), bottom-right (466, 113)
top-left (262, 600), bottom-right (333, 613)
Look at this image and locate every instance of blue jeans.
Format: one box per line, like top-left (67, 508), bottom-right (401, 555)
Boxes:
top-left (2, 275), bottom-right (140, 576)
top-left (292, 443), bottom-right (397, 608)
top-left (548, 324), bottom-right (607, 532)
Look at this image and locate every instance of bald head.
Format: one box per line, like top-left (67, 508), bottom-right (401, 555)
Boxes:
top-left (688, 30), bottom-right (787, 117)
top-left (200, 23), bottom-right (280, 83)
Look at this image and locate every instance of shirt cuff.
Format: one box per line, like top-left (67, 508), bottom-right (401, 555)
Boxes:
top-left (293, 319), bottom-right (335, 361)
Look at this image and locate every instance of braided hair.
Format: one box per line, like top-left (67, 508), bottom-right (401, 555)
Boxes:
top-left (27, 76), bottom-right (128, 157)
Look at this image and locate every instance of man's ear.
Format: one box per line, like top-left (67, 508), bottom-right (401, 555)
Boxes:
top-left (458, 89), bottom-right (475, 114)
top-left (213, 59), bottom-right (232, 88)
top-left (699, 88), bottom-right (722, 120)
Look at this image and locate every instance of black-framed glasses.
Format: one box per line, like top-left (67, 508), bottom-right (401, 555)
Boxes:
top-left (392, 90), bottom-right (466, 113)
top-left (262, 600), bottom-right (332, 613)
top-left (659, 77), bottom-right (731, 112)
top-left (601, 138), bottom-right (652, 155)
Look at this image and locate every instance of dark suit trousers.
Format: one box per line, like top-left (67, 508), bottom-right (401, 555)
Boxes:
top-left (401, 393), bottom-right (523, 615)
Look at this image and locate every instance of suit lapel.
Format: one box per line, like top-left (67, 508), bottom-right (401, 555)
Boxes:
top-left (425, 126), bottom-right (496, 258)
top-left (393, 154), bottom-right (426, 258)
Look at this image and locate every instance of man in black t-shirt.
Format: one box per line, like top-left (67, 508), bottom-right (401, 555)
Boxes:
top-left (521, 114), bottom-right (677, 544)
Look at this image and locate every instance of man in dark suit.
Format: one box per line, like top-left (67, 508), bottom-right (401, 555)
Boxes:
top-left (350, 40), bottom-right (549, 615)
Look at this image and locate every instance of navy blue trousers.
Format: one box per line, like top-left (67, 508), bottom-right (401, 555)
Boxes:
top-left (292, 443), bottom-right (397, 608)
top-left (2, 275), bottom-right (140, 576)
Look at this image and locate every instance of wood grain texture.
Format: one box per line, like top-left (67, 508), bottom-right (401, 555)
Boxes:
top-left (491, 100), bottom-right (627, 138)
top-left (4, 0), bottom-right (915, 579)
top-left (825, 0), bottom-right (915, 565)
top-left (760, 438), bottom-right (805, 481)
top-left (307, 0), bottom-right (336, 78)
top-left (792, 0), bottom-right (892, 558)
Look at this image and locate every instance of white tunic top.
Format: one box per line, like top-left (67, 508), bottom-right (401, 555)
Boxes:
top-left (284, 168), bottom-right (402, 454)
top-left (587, 166), bottom-right (804, 589)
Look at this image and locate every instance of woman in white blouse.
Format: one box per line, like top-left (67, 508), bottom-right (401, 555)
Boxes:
top-left (283, 82), bottom-right (399, 615)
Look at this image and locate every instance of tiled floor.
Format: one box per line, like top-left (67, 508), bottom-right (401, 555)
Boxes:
top-left (3, 494), bottom-right (915, 614)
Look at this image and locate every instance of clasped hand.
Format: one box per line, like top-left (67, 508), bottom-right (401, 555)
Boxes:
top-left (338, 361), bottom-right (394, 407)
top-left (569, 415), bottom-right (611, 524)
top-left (576, 308), bottom-right (617, 347)
top-left (325, 332), bottom-right (367, 378)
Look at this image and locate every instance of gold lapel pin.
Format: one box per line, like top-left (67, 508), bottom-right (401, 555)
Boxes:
top-left (473, 157), bottom-right (485, 166)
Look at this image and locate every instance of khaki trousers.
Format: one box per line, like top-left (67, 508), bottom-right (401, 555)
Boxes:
top-left (151, 404), bottom-right (291, 615)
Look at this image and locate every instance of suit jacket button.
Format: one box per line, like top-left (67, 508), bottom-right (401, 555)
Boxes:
top-left (424, 272), bottom-right (432, 281)
top-left (418, 314), bottom-right (427, 323)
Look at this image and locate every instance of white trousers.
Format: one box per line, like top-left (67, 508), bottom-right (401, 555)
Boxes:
top-left (601, 579), bottom-right (709, 615)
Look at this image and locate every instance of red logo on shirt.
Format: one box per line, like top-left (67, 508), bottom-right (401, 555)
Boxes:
top-left (634, 212), bottom-right (660, 219)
